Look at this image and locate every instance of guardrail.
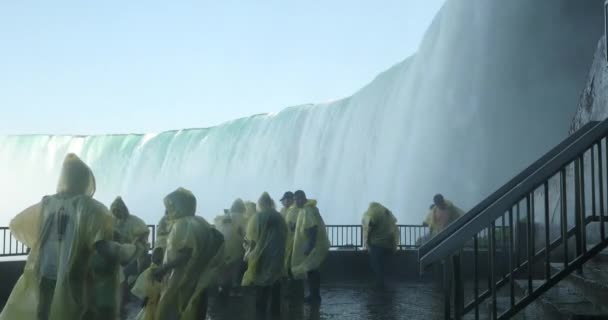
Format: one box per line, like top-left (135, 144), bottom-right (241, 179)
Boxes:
top-left (420, 119), bottom-right (608, 319)
top-left (1, 224), bottom-right (432, 256)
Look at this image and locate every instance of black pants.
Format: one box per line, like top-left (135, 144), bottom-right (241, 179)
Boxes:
top-left (369, 245), bottom-right (392, 287)
top-left (38, 277), bottom-right (56, 320)
top-left (256, 281), bottom-right (281, 317)
top-left (307, 270), bottom-right (321, 299)
top-left (198, 291), bottom-right (209, 320)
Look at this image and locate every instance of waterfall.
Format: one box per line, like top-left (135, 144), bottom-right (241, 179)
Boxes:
top-left (0, 0), bottom-right (604, 226)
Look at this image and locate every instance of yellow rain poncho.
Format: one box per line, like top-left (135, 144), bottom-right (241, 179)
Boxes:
top-left (242, 193), bottom-right (287, 286)
top-left (290, 200), bottom-right (330, 279)
top-left (111, 196), bottom-right (149, 284)
top-left (282, 205), bottom-right (298, 273)
top-left (424, 200), bottom-right (464, 236)
top-left (244, 200), bottom-right (256, 222)
top-left (229, 198), bottom-right (248, 238)
top-left (362, 202), bottom-right (398, 251)
top-left (0, 153), bottom-right (117, 320)
top-left (156, 188), bottom-right (225, 320)
top-left (111, 197), bottom-right (149, 253)
top-left (213, 213), bottom-right (244, 286)
top-left (131, 250), bottom-right (162, 320)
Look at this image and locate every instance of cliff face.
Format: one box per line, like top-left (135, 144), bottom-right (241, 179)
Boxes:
top-left (571, 36), bottom-right (608, 131)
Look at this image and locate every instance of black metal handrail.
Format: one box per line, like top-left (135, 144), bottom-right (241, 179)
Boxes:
top-left (424, 118), bottom-right (608, 319)
top-left (418, 121), bottom-right (600, 262)
top-left (0, 223), bottom-right (429, 256)
top-left (421, 120), bottom-right (608, 268)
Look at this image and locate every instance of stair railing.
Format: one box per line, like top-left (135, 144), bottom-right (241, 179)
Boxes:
top-left (419, 119), bottom-right (608, 319)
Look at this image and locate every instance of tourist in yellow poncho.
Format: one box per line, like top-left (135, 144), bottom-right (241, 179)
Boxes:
top-left (153, 187), bottom-right (225, 320)
top-left (242, 192), bottom-right (287, 317)
top-left (131, 247), bottom-right (164, 320)
top-left (290, 190), bottom-right (330, 304)
top-left (279, 191), bottom-right (297, 273)
top-left (229, 198), bottom-right (248, 238)
top-left (110, 196), bottom-right (150, 315)
top-left (278, 191), bottom-right (304, 299)
top-left (0, 153), bottom-right (119, 320)
top-left (423, 194), bottom-right (464, 237)
top-left (213, 209), bottom-right (245, 295)
top-left (362, 202), bottom-right (398, 289)
top-left (245, 200), bottom-right (257, 221)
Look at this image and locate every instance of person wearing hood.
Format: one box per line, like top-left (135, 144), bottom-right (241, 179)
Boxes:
top-left (244, 201), bottom-right (257, 221)
top-left (279, 191), bottom-right (303, 298)
top-left (228, 198), bottom-right (249, 286)
top-left (110, 196), bottom-right (150, 315)
top-left (280, 192), bottom-right (297, 271)
top-left (290, 190), bottom-right (330, 304)
top-left (423, 194), bottom-right (464, 237)
top-left (229, 198), bottom-right (248, 237)
top-left (0, 153), bottom-right (127, 320)
top-left (213, 209), bottom-right (245, 296)
top-left (362, 202), bottom-right (398, 289)
top-left (153, 187), bottom-right (225, 320)
top-left (242, 192), bottom-right (287, 317)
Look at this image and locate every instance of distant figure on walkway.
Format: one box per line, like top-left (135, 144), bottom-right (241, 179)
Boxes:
top-left (290, 190), bottom-right (330, 305)
top-left (362, 202), bottom-right (398, 289)
top-left (423, 194), bottom-right (464, 237)
top-left (0, 153), bottom-right (124, 320)
top-left (241, 192), bottom-right (287, 318)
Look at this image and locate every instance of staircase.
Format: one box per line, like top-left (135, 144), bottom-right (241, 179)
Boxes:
top-left (418, 119), bottom-right (608, 319)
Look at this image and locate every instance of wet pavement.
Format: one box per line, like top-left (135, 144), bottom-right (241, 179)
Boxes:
top-left (127, 281), bottom-right (445, 320)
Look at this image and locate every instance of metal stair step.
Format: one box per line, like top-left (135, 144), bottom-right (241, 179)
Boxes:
top-left (514, 279), bottom-right (608, 319)
top-left (550, 262), bottom-right (608, 313)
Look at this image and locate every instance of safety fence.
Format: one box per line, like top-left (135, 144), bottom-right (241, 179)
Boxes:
top-left (1, 223), bottom-right (506, 257)
top-left (1, 224), bottom-right (432, 256)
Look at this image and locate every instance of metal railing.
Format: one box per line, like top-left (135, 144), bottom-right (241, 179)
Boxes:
top-left (418, 121), bottom-right (600, 261)
top-left (0, 223), bottom-right (430, 257)
top-left (0, 227), bottom-right (28, 256)
top-left (324, 224), bottom-right (430, 250)
top-left (419, 119), bottom-right (608, 320)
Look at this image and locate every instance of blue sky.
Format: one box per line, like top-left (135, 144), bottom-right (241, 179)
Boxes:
top-left (0, 1), bottom-right (445, 135)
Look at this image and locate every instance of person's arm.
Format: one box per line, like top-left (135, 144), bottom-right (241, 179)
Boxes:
top-left (153, 247), bottom-right (192, 280)
top-left (94, 240), bottom-right (118, 263)
top-left (303, 226), bottom-right (317, 255)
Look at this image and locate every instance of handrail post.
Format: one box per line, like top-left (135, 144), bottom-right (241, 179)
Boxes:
top-left (443, 258), bottom-right (452, 319)
top-left (574, 158), bottom-right (583, 275)
top-left (453, 251), bottom-right (464, 320)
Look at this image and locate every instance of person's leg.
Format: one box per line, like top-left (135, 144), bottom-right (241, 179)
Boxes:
top-left (120, 280), bottom-right (130, 318)
top-left (305, 270), bottom-right (321, 303)
top-left (369, 246), bottom-right (380, 285)
top-left (256, 286), bottom-right (270, 318)
top-left (270, 281), bottom-right (281, 316)
top-left (197, 290), bottom-right (209, 320)
top-left (37, 277), bottom-right (56, 320)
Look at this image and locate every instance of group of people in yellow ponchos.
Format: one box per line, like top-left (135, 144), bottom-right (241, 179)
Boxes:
top-left (0, 153), bottom-right (464, 320)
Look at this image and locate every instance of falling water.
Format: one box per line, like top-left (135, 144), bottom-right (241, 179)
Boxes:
top-left (0, 0), bottom-right (604, 226)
